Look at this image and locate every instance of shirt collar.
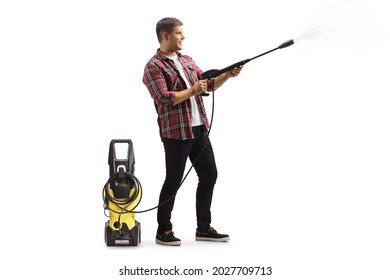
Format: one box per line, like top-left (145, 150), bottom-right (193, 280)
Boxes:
top-left (157, 48), bottom-right (182, 61)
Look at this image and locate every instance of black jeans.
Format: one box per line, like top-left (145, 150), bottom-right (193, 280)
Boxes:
top-left (157, 125), bottom-right (218, 232)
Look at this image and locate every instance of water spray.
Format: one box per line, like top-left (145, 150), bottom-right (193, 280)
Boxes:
top-left (292, 0), bottom-right (387, 53)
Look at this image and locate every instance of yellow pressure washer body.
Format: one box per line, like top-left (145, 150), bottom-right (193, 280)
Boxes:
top-left (103, 139), bottom-right (141, 246)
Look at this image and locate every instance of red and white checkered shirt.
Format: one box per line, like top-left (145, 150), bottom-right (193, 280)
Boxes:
top-left (143, 49), bottom-right (212, 140)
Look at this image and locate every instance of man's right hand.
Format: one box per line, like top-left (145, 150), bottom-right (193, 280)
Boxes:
top-left (192, 80), bottom-right (208, 96)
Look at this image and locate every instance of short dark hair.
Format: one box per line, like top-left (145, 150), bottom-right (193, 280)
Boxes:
top-left (156, 17), bottom-right (183, 43)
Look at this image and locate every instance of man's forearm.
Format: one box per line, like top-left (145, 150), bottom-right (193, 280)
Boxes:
top-left (210, 66), bottom-right (242, 90)
top-left (173, 88), bottom-right (195, 105)
top-left (213, 73), bottom-right (230, 90)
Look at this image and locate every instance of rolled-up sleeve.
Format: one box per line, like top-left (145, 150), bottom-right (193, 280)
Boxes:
top-left (143, 63), bottom-right (175, 107)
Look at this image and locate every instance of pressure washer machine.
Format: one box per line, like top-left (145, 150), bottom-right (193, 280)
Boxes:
top-left (103, 139), bottom-right (142, 246)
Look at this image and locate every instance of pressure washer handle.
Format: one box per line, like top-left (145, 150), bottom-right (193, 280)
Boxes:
top-left (200, 59), bottom-right (250, 81)
top-left (108, 139), bottom-right (135, 176)
top-left (199, 60), bottom-right (248, 96)
top-left (199, 69), bottom-right (218, 96)
top-left (214, 59), bottom-right (250, 77)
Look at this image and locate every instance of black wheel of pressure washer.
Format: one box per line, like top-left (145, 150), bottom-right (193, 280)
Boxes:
top-left (105, 222), bottom-right (115, 246)
top-left (138, 223), bottom-right (141, 244)
top-left (132, 225), bottom-right (140, 246)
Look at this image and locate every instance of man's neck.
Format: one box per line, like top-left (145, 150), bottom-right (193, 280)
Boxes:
top-left (160, 46), bottom-right (176, 58)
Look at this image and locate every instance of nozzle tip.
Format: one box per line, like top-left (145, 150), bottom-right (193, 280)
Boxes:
top-left (278, 39), bottom-right (294, 49)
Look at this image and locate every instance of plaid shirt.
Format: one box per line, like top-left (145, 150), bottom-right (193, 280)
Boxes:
top-left (143, 49), bottom-right (211, 140)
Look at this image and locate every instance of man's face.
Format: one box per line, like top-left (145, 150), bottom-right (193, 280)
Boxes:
top-left (167, 25), bottom-right (185, 51)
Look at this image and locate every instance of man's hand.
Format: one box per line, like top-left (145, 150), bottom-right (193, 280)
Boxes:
top-left (192, 79), bottom-right (208, 95)
top-left (226, 65), bottom-right (243, 78)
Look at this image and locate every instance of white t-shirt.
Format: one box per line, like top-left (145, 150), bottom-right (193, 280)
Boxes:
top-left (169, 53), bottom-right (203, 127)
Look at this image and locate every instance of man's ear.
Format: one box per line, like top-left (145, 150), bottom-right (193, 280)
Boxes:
top-left (162, 32), bottom-right (169, 41)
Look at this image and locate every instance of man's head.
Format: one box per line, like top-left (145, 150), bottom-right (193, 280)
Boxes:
top-left (156, 17), bottom-right (185, 53)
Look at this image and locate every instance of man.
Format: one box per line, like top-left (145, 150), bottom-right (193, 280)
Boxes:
top-left (143, 17), bottom-right (242, 246)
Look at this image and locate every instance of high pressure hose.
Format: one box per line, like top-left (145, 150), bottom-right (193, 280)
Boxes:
top-left (103, 39), bottom-right (295, 215)
top-left (121, 79), bottom-right (215, 213)
top-left (103, 171), bottom-right (143, 215)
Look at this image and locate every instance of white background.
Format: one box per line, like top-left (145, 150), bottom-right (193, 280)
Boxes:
top-left (1, 0), bottom-right (389, 279)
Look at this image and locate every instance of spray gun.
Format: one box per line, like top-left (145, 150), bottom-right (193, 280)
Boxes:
top-left (200, 39), bottom-right (294, 96)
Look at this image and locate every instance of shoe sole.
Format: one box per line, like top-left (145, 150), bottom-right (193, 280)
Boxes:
top-left (195, 236), bottom-right (230, 242)
top-left (156, 239), bottom-right (181, 246)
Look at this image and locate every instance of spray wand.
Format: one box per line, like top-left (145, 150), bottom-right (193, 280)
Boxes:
top-left (200, 39), bottom-right (294, 95)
